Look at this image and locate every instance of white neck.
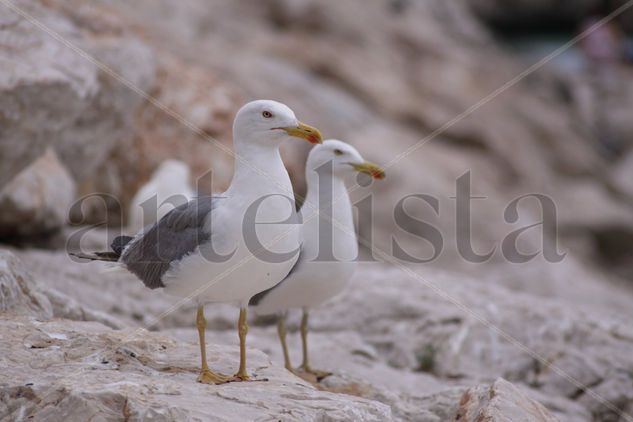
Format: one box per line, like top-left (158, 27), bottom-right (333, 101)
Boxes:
top-left (227, 138), bottom-right (292, 198)
top-left (302, 168), bottom-right (357, 261)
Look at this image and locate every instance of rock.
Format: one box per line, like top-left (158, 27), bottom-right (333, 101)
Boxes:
top-left (0, 317), bottom-right (392, 421)
top-left (308, 265), bottom-right (633, 420)
top-left (11, 245), bottom-right (633, 420)
top-left (0, 249), bottom-right (124, 328)
top-left (612, 149), bottom-right (633, 200)
top-left (455, 378), bottom-right (559, 422)
top-left (11, 246), bottom-right (190, 329)
top-left (42, 288), bottom-right (125, 330)
top-left (0, 0), bottom-right (154, 188)
top-left (78, 53), bottom-right (241, 225)
top-left (0, 149), bottom-right (76, 238)
top-left (0, 250), bottom-right (52, 319)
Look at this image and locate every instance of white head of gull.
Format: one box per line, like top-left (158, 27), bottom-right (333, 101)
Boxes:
top-left (74, 100), bottom-right (322, 384)
top-left (250, 139), bottom-right (384, 378)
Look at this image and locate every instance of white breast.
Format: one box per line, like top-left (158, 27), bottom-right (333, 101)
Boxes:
top-left (252, 179), bottom-right (358, 315)
top-left (162, 162), bottom-right (301, 307)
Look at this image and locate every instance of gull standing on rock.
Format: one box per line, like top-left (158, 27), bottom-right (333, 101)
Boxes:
top-left (250, 140), bottom-right (385, 378)
top-left (72, 100), bottom-right (322, 384)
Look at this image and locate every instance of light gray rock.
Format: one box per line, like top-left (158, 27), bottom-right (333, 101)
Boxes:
top-left (0, 149), bottom-right (76, 238)
top-left (0, 0), bottom-right (154, 188)
top-left (12, 244), bottom-right (633, 420)
top-left (455, 378), bottom-right (559, 422)
top-left (0, 317), bottom-right (392, 421)
top-left (310, 266), bottom-right (633, 421)
top-left (42, 288), bottom-right (125, 330)
top-left (13, 245), bottom-right (633, 420)
top-left (0, 250), bottom-right (52, 319)
top-left (612, 150), bottom-right (633, 200)
top-left (0, 248), bottom-right (126, 328)
top-left (12, 246), bottom-right (194, 329)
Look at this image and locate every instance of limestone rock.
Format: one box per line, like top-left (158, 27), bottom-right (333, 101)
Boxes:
top-left (0, 0), bottom-right (154, 188)
top-left (12, 246), bottom-right (633, 420)
top-left (1, 248), bottom-right (125, 328)
top-left (455, 378), bottom-right (559, 422)
top-left (0, 317), bottom-right (392, 421)
top-left (79, 53), bottom-right (241, 225)
top-left (0, 250), bottom-right (52, 319)
top-left (612, 149), bottom-right (633, 200)
top-left (0, 150), bottom-right (76, 238)
top-left (42, 288), bottom-right (125, 330)
top-left (12, 246), bottom-right (193, 329)
top-left (280, 265), bottom-right (632, 420)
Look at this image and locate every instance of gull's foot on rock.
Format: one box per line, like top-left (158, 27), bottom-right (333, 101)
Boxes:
top-left (285, 366), bottom-right (299, 376)
top-left (227, 372), bottom-right (269, 383)
top-left (297, 367), bottom-right (332, 383)
top-left (197, 369), bottom-right (230, 385)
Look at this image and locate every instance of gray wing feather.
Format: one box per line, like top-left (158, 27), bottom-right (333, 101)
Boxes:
top-left (121, 196), bottom-right (220, 289)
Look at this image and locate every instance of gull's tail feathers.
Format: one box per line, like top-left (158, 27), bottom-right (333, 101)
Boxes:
top-left (69, 251), bottom-right (120, 262)
top-left (69, 235), bottom-right (135, 263)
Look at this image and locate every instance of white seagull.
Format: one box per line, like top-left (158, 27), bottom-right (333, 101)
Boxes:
top-left (73, 100), bottom-right (322, 384)
top-left (127, 159), bottom-right (196, 234)
top-left (250, 140), bottom-right (384, 377)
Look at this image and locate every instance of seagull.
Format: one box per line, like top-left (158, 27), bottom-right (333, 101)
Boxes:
top-left (250, 140), bottom-right (385, 378)
top-left (127, 159), bottom-right (196, 234)
top-left (72, 100), bottom-right (322, 384)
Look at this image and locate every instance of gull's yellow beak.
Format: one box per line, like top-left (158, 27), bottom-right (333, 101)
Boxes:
top-left (352, 161), bottom-right (386, 180)
top-left (280, 122), bottom-right (322, 144)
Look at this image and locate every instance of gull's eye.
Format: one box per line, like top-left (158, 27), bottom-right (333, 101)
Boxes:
top-left (333, 149), bottom-right (344, 156)
top-left (262, 110), bottom-right (273, 118)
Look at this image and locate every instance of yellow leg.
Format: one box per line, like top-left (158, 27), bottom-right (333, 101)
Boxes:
top-left (277, 313), bottom-right (294, 372)
top-left (233, 307), bottom-right (250, 380)
top-left (196, 305), bottom-right (229, 384)
top-left (299, 309), bottom-right (331, 379)
top-left (299, 309), bottom-right (311, 371)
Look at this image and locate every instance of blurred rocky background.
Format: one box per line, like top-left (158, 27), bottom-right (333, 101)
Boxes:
top-left (1, 0), bottom-right (633, 420)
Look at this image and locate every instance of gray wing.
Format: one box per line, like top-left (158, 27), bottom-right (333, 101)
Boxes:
top-left (249, 247), bottom-right (302, 306)
top-left (121, 196), bottom-right (220, 289)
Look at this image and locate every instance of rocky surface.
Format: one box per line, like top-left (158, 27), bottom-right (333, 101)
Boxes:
top-left (0, 0), bottom-right (154, 189)
top-left (2, 0), bottom-right (633, 420)
top-left (81, 53), bottom-right (241, 225)
top-left (6, 247), bottom-right (633, 421)
top-left (0, 150), bottom-right (76, 238)
top-left (0, 316), bottom-right (393, 421)
top-left (455, 378), bottom-right (559, 422)
top-left (0, 250), bottom-right (51, 319)
top-left (0, 250), bottom-right (604, 421)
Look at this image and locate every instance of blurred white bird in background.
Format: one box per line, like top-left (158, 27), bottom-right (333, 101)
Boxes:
top-left (127, 159), bottom-right (196, 234)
